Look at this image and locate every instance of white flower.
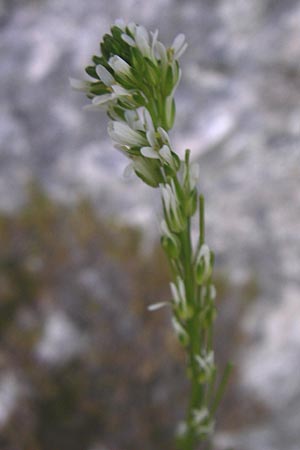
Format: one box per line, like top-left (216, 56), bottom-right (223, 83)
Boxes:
top-left (176, 420), bottom-right (188, 437)
top-left (192, 407), bottom-right (209, 425)
top-left (108, 121), bottom-right (147, 147)
top-left (161, 181), bottom-right (185, 233)
top-left (195, 351), bottom-right (215, 381)
top-left (170, 277), bottom-right (193, 319)
top-left (195, 244), bottom-right (212, 284)
top-left (122, 25), bottom-right (156, 61)
top-left (160, 219), bottom-right (181, 258)
top-left (170, 277), bottom-right (186, 308)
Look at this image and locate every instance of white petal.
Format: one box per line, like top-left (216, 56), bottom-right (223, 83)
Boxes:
top-left (133, 120), bottom-right (144, 131)
top-left (178, 278), bottom-right (186, 303)
top-left (143, 109), bottom-right (155, 132)
top-left (147, 302), bottom-right (168, 311)
top-left (157, 127), bottom-right (171, 145)
top-left (140, 146), bottom-right (159, 159)
top-left (172, 33), bottom-right (185, 52)
top-left (109, 121), bottom-right (147, 146)
top-left (127, 22), bottom-right (136, 35)
top-left (175, 42), bottom-right (188, 59)
top-left (172, 317), bottom-right (188, 340)
top-left (161, 185), bottom-right (172, 212)
top-left (160, 219), bottom-right (171, 237)
top-left (135, 26), bottom-right (151, 58)
top-left (192, 407), bottom-right (209, 424)
top-left (96, 65), bottom-right (115, 86)
top-left (159, 145), bottom-right (172, 164)
top-left (69, 78), bottom-right (89, 91)
top-left (170, 282), bottom-right (180, 306)
top-left (199, 244), bottom-right (210, 263)
top-left (209, 285), bottom-right (216, 300)
top-left (121, 33), bottom-right (136, 47)
top-left (156, 41), bottom-right (168, 68)
top-left (92, 94), bottom-right (113, 105)
top-left (115, 18), bottom-right (126, 30)
top-left (151, 29), bottom-right (159, 56)
top-left (136, 25), bottom-right (149, 43)
top-left (84, 95), bottom-right (113, 110)
top-left (123, 163), bottom-right (134, 178)
top-left (111, 85), bottom-right (130, 96)
top-left (146, 130), bottom-right (157, 147)
top-left (125, 110), bottom-right (138, 128)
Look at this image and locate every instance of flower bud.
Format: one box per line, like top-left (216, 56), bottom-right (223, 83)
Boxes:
top-left (109, 55), bottom-right (132, 78)
top-left (170, 277), bottom-right (193, 319)
top-left (160, 220), bottom-right (181, 259)
top-left (132, 157), bottom-right (163, 187)
top-left (195, 351), bottom-right (215, 382)
top-left (172, 317), bottom-right (189, 346)
top-left (195, 244), bottom-right (212, 285)
top-left (161, 181), bottom-right (185, 233)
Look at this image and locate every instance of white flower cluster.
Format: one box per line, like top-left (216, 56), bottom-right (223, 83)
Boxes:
top-left (70, 20), bottom-right (187, 186)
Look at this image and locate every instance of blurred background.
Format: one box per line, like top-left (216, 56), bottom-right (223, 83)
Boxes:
top-left (1, 0), bottom-right (300, 449)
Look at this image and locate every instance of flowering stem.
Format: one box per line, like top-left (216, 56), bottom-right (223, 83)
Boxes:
top-left (73, 20), bottom-right (231, 450)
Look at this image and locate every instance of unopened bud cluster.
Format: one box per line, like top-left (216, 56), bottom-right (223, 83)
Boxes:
top-left (72, 20), bottom-right (230, 450)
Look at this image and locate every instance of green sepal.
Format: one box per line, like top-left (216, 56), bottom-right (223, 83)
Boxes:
top-left (185, 188), bottom-right (198, 217)
top-left (130, 47), bottom-right (146, 77)
top-left (164, 65), bottom-right (174, 96)
top-left (133, 158), bottom-right (163, 188)
top-left (134, 170), bottom-right (160, 188)
top-left (110, 25), bottom-right (123, 41)
top-left (144, 58), bottom-right (159, 85)
top-left (195, 259), bottom-right (212, 285)
top-left (132, 92), bottom-right (146, 107)
top-left (109, 105), bottom-right (126, 120)
top-left (161, 235), bottom-right (181, 259)
top-left (85, 65), bottom-right (98, 79)
top-left (89, 82), bottom-right (110, 95)
top-left (113, 73), bottom-right (136, 90)
top-left (92, 55), bottom-right (106, 66)
top-left (165, 97), bottom-right (176, 130)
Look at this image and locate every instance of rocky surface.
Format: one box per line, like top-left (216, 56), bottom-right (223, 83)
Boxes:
top-left (1, 0), bottom-right (300, 449)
